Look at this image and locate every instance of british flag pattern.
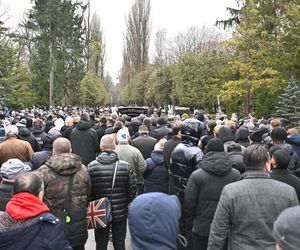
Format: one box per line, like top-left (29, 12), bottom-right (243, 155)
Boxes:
top-left (87, 197), bottom-right (111, 229)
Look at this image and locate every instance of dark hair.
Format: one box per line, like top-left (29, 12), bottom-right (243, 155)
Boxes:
top-left (14, 172), bottom-right (44, 196)
top-left (157, 117), bottom-right (167, 126)
top-left (172, 122), bottom-right (182, 136)
top-left (243, 144), bottom-right (268, 169)
top-left (80, 112), bottom-right (89, 121)
top-left (271, 128), bottom-right (287, 144)
top-left (273, 149), bottom-right (291, 169)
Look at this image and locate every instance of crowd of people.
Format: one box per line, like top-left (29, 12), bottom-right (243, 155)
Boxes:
top-left (1, 106), bottom-right (300, 250)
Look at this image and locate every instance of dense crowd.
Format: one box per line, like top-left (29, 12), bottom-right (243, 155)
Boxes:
top-left (1, 106), bottom-right (300, 250)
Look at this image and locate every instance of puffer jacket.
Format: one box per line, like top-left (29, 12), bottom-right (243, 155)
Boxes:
top-left (170, 142), bottom-right (203, 202)
top-left (144, 150), bottom-right (169, 194)
top-left (88, 151), bottom-right (136, 222)
top-left (38, 153), bottom-right (91, 248)
top-left (185, 151), bottom-right (240, 237)
top-left (70, 120), bottom-right (99, 166)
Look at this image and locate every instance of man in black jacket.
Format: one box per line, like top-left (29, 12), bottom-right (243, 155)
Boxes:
top-left (270, 148), bottom-right (300, 201)
top-left (131, 125), bottom-right (157, 160)
top-left (185, 139), bottom-right (240, 250)
top-left (70, 113), bottom-right (99, 166)
top-left (88, 135), bottom-right (136, 250)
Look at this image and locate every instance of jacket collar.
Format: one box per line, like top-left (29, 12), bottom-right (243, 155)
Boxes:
top-left (240, 169), bottom-right (271, 180)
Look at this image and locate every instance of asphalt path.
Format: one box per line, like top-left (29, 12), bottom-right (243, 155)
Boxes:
top-left (85, 225), bottom-right (132, 250)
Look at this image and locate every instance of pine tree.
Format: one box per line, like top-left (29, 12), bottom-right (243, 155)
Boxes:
top-left (274, 77), bottom-right (300, 128)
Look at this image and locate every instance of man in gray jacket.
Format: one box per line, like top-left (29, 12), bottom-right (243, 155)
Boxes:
top-left (208, 144), bottom-right (299, 250)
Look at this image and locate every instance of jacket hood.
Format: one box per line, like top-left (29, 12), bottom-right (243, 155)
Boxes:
top-left (218, 126), bottom-right (234, 143)
top-left (32, 128), bottom-right (45, 134)
top-left (235, 126), bottom-right (249, 142)
top-left (150, 150), bottom-right (165, 166)
top-left (286, 135), bottom-right (300, 146)
top-left (129, 192), bottom-right (181, 250)
top-left (97, 151), bottom-right (118, 165)
top-left (77, 120), bottom-right (91, 130)
top-left (200, 151), bottom-right (232, 176)
top-left (45, 153), bottom-right (82, 175)
top-left (18, 127), bottom-right (31, 137)
top-left (6, 192), bottom-right (49, 220)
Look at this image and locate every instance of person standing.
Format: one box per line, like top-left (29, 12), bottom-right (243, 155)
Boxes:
top-left (208, 144), bottom-right (299, 250)
top-left (38, 138), bottom-right (91, 250)
top-left (88, 135), bottom-right (136, 250)
top-left (70, 112), bottom-right (99, 166)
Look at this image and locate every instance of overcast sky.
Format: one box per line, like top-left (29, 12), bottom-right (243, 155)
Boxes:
top-left (2, 0), bottom-right (237, 83)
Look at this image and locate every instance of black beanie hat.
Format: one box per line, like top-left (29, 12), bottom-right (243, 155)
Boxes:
top-left (206, 138), bottom-right (224, 153)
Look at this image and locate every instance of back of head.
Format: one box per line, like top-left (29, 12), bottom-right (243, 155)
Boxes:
top-left (129, 192), bottom-right (181, 250)
top-left (143, 117), bottom-right (151, 128)
top-left (139, 124), bottom-right (149, 135)
top-left (100, 134), bottom-right (116, 151)
top-left (243, 144), bottom-right (268, 170)
top-left (273, 149), bottom-right (291, 169)
top-left (217, 125), bottom-right (234, 143)
top-left (80, 112), bottom-right (89, 121)
top-left (273, 206), bottom-right (300, 250)
top-left (157, 117), bottom-right (166, 126)
top-left (44, 130), bottom-right (62, 150)
top-left (206, 138), bottom-right (224, 153)
top-left (270, 118), bottom-right (281, 129)
top-left (172, 122), bottom-right (182, 136)
top-left (227, 143), bottom-right (242, 153)
top-left (287, 128), bottom-right (299, 137)
top-left (271, 128), bottom-right (288, 144)
top-left (5, 125), bottom-right (18, 137)
top-left (53, 138), bottom-right (71, 155)
top-left (33, 118), bottom-right (44, 129)
top-left (14, 172), bottom-right (44, 197)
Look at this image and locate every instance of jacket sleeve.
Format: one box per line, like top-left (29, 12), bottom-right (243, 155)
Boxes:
top-left (91, 129), bottom-right (99, 154)
top-left (127, 165), bottom-right (136, 203)
top-left (184, 171), bottom-right (200, 237)
top-left (207, 187), bottom-right (231, 250)
top-left (136, 150), bottom-right (147, 177)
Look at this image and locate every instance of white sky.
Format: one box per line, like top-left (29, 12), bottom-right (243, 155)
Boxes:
top-left (1, 0), bottom-right (237, 83)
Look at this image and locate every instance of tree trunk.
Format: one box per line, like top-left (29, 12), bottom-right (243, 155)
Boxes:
top-left (49, 41), bottom-right (55, 107)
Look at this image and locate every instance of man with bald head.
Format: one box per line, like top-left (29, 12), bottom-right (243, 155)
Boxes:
top-left (88, 135), bottom-right (136, 250)
top-left (38, 137), bottom-right (91, 250)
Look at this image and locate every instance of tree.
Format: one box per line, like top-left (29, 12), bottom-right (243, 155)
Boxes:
top-left (274, 78), bottom-right (300, 128)
top-left (119, 0), bottom-right (151, 87)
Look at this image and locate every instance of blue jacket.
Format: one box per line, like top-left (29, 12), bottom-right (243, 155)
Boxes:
top-left (0, 212), bottom-right (72, 250)
top-left (129, 192), bottom-right (181, 250)
top-left (144, 150), bottom-right (169, 194)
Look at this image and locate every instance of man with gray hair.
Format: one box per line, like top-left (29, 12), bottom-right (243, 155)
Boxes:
top-left (0, 125), bottom-right (33, 165)
top-left (88, 134), bottom-right (136, 250)
top-left (208, 144), bottom-right (299, 250)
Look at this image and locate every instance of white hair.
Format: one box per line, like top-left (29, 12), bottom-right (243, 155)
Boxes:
top-left (5, 125), bottom-right (19, 136)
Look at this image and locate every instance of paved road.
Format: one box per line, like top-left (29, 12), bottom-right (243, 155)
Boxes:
top-left (85, 225), bottom-right (132, 250)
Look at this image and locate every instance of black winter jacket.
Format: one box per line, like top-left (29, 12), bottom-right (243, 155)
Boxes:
top-left (88, 151), bottom-right (136, 222)
top-left (18, 128), bottom-right (41, 152)
top-left (170, 142), bottom-right (203, 203)
top-left (70, 120), bottom-right (99, 166)
top-left (185, 151), bottom-right (240, 237)
top-left (227, 151), bottom-right (246, 174)
top-left (32, 128), bottom-right (47, 149)
top-left (0, 181), bottom-right (13, 211)
top-left (144, 150), bottom-right (169, 194)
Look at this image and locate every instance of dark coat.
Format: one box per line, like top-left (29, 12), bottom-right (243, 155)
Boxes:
top-left (62, 123), bottom-right (77, 140)
top-left (88, 151), bottom-right (136, 222)
top-left (153, 125), bottom-right (172, 140)
top-left (0, 212), bottom-right (72, 250)
top-left (31, 128), bottom-right (47, 149)
top-left (235, 127), bottom-right (250, 148)
top-left (185, 152), bottom-right (240, 237)
top-left (96, 125), bottom-right (107, 143)
top-left (18, 128), bottom-right (41, 152)
top-left (0, 181), bottom-right (13, 211)
top-left (30, 150), bottom-right (52, 170)
top-left (227, 151), bottom-right (246, 174)
top-left (131, 135), bottom-right (157, 160)
top-left (38, 153), bottom-right (91, 248)
top-left (286, 134), bottom-right (300, 158)
top-left (163, 136), bottom-right (181, 170)
top-left (70, 120), bottom-right (99, 166)
top-left (170, 142), bottom-right (203, 203)
top-left (271, 168), bottom-right (300, 201)
top-left (144, 150), bottom-right (169, 194)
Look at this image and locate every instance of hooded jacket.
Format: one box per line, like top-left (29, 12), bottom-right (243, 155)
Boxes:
top-left (32, 127), bottom-right (47, 149)
top-left (218, 126), bottom-right (245, 153)
top-left (88, 151), bottom-right (136, 222)
top-left (18, 127), bottom-right (40, 152)
top-left (70, 120), bottom-right (99, 166)
top-left (286, 134), bottom-right (300, 158)
top-left (144, 150), bottom-right (169, 194)
top-left (185, 151), bottom-right (240, 237)
top-left (38, 153), bottom-right (91, 248)
top-left (129, 192), bottom-right (181, 250)
top-left (0, 192), bottom-right (71, 250)
top-left (235, 127), bottom-right (250, 148)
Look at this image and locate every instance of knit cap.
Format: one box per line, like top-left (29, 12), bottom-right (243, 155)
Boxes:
top-left (206, 138), bottom-right (224, 152)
